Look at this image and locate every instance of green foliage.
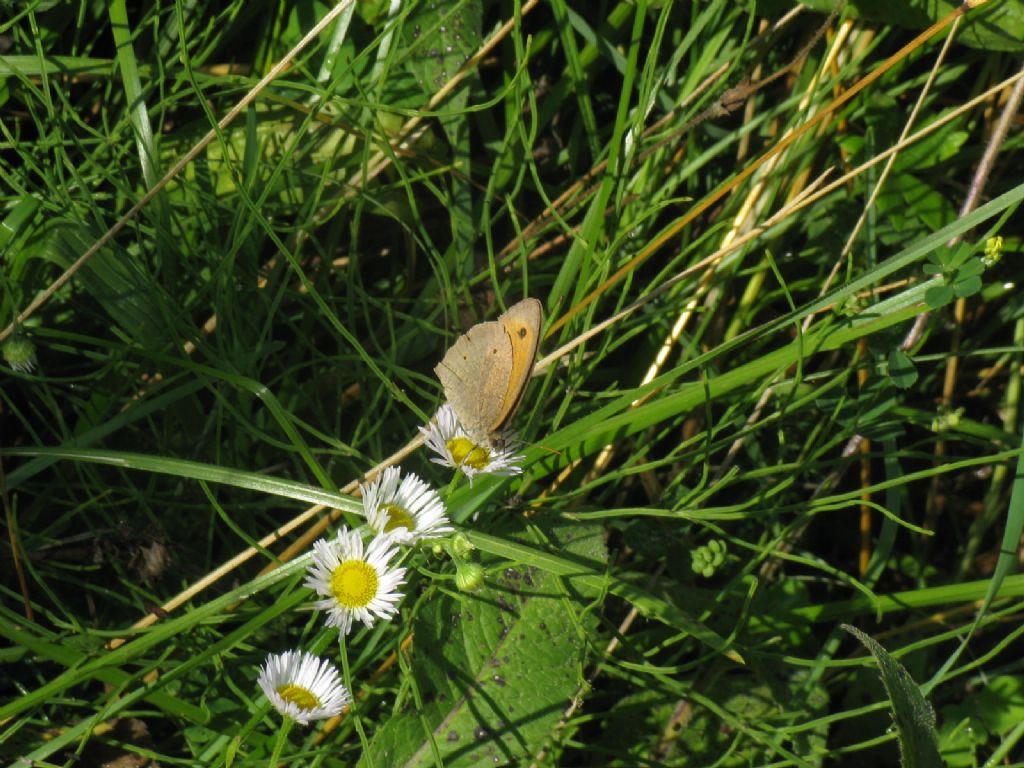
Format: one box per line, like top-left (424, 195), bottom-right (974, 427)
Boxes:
top-left (939, 675), bottom-right (1024, 767)
top-left (362, 521), bottom-right (605, 767)
top-left (790, 0), bottom-right (1024, 53)
top-left (402, 0), bottom-right (481, 96)
top-left (675, 670), bottom-right (830, 766)
top-left (1, 0), bottom-right (1022, 766)
top-left (923, 242), bottom-right (986, 309)
top-left (844, 626), bottom-right (942, 768)
top-left (886, 349), bottom-right (918, 390)
top-left (691, 538), bottom-right (727, 578)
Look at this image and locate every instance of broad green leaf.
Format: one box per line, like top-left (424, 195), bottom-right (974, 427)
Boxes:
top-left (361, 521), bottom-right (607, 767)
top-left (877, 173), bottom-right (955, 241)
top-left (887, 349), bottom-right (918, 389)
top-left (940, 675), bottom-right (1024, 765)
top-left (3, 446), bottom-right (355, 512)
top-left (893, 130), bottom-right (969, 172)
top-left (33, 220), bottom-right (176, 350)
top-left (402, 0), bottom-right (482, 98)
top-left (924, 283), bottom-right (954, 308)
top-left (957, 258), bottom-right (984, 279)
top-left (401, 0), bottom-right (482, 150)
top-left (0, 195), bottom-right (40, 255)
top-left (953, 275), bottom-right (982, 298)
top-left (844, 625), bottom-right (942, 768)
top-left (468, 529), bottom-right (735, 654)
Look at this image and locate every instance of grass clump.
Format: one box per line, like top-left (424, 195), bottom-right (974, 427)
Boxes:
top-left (2, 1), bottom-right (1024, 765)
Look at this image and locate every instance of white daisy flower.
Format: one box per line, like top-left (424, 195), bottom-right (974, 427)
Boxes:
top-left (363, 466), bottom-right (453, 545)
top-left (304, 528), bottom-right (407, 635)
top-left (419, 404), bottom-right (524, 482)
top-left (257, 650), bottom-right (350, 726)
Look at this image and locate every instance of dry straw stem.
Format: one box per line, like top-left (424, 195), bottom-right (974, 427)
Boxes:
top-left (772, 60), bottom-right (1023, 575)
top-left (816, 14), bottom-right (964, 324)
top-left (543, 24), bottom-right (840, 500)
top-left (534, 45), bottom-right (1024, 376)
top-left (712, 11), bottom-right (962, 568)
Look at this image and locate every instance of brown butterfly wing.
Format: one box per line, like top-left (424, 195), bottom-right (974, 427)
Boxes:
top-left (435, 318), bottom-right (514, 445)
top-left (492, 298), bottom-right (542, 433)
top-left (434, 299), bottom-right (543, 447)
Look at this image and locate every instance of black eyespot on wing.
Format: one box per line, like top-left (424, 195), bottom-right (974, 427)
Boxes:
top-left (517, 327), bottom-right (527, 338)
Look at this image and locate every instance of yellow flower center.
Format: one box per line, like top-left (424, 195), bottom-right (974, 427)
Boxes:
top-left (276, 683), bottom-right (320, 711)
top-left (380, 502), bottom-right (415, 533)
top-left (329, 560), bottom-right (379, 608)
top-left (447, 437), bottom-right (490, 470)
